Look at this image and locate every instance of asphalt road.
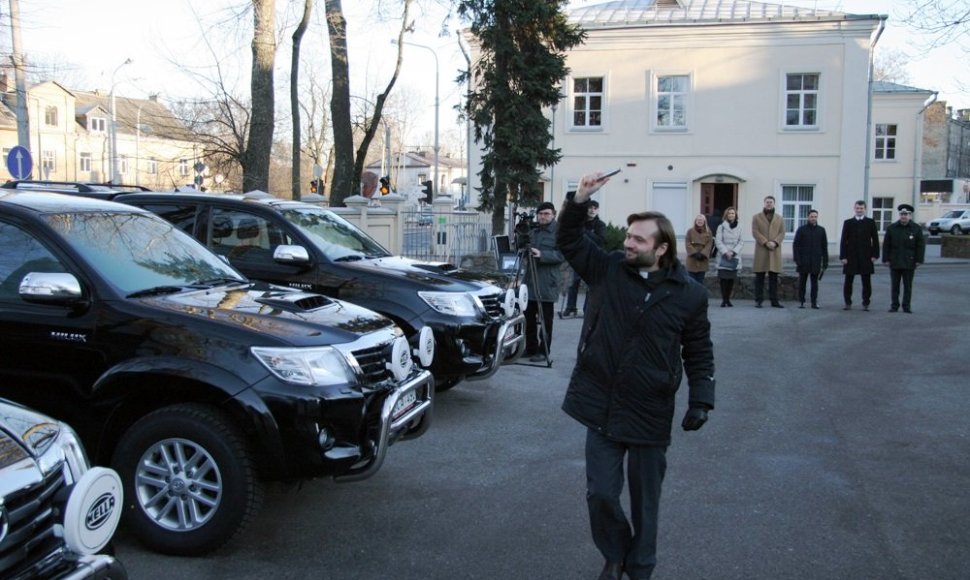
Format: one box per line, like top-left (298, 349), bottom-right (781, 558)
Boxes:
top-left (115, 259), bottom-right (970, 580)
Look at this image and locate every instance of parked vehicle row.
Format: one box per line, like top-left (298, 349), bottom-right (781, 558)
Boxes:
top-left (0, 181), bottom-right (529, 558)
top-left (0, 191), bottom-right (436, 556)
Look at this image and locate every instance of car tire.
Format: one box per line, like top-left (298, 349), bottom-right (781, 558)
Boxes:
top-left (951, 225), bottom-right (963, 235)
top-left (113, 403), bottom-right (263, 556)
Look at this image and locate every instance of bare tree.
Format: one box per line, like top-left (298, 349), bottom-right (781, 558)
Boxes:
top-left (900, 0), bottom-right (970, 49)
top-left (874, 48), bottom-right (912, 84)
top-left (290, 0), bottom-right (313, 200)
top-left (300, 72), bottom-right (333, 194)
top-left (324, 0), bottom-right (414, 207)
top-left (242, 0), bottom-right (277, 193)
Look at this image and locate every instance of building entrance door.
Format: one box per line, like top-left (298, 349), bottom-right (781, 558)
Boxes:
top-left (701, 182), bottom-right (737, 220)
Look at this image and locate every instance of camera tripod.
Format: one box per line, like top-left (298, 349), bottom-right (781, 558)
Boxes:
top-left (511, 244), bottom-right (553, 368)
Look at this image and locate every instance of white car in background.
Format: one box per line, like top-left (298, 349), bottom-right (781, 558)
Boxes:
top-left (927, 209), bottom-right (970, 235)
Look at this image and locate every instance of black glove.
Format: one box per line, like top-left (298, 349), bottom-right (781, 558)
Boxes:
top-left (681, 407), bottom-right (709, 431)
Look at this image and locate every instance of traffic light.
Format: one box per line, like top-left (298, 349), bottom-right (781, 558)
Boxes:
top-left (379, 176), bottom-right (390, 195)
top-left (422, 180), bottom-right (433, 204)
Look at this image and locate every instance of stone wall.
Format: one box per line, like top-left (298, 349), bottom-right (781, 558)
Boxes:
top-left (940, 234), bottom-right (970, 258)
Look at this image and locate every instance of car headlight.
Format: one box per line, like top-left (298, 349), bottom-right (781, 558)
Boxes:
top-left (418, 291), bottom-right (480, 316)
top-left (251, 346), bottom-right (357, 386)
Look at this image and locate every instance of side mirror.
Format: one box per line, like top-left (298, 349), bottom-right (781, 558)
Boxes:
top-left (19, 272), bottom-right (85, 304)
top-left (273, 244), bottom-right (311, 265)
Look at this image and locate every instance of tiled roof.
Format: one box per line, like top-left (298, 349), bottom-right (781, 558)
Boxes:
top-left (569, 0), bottom-right (884, 27)
top-left (872, 81), bottom-right (934, 95)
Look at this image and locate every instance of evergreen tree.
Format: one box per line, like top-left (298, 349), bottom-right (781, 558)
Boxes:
top-left (457, 0), bottom-right (584, 235)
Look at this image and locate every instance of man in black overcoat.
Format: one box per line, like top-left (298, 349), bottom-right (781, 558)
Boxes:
top-left (557, 172), bottom-right (715, 580)
top-left (838, 200), bottom-right (880, 310)
top-left (793, 209), bottom-right (829, 308)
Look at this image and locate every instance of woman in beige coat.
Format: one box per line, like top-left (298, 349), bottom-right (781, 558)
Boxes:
top-left (685, 214), bottom-right (713, 284)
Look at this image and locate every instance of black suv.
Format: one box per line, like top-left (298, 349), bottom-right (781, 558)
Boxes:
top-left (0, 192), bottom-right (434, 556)
top-left (114, 192), bottom-right (527, 390)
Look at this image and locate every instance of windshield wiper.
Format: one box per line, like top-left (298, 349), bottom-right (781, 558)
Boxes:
top-left (191, 277), bottom-right (248, 288)
top-left (127, 285), bottom-right (185, 298)
top-left (333, 254), bottom-right (365, 262)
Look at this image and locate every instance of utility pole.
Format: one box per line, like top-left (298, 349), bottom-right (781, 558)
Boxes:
top-left (9, 0), bottom-right (31, 154)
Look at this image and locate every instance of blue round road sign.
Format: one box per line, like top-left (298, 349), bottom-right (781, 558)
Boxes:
top-left (6, 146), bottom-right (33, 180)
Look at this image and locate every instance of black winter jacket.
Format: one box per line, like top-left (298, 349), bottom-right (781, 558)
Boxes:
top-left (557, 199), bottom-right (715, 446)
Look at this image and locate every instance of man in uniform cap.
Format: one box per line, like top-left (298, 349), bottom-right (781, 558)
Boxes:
top-left (882, 203), bottom-right (925, 313)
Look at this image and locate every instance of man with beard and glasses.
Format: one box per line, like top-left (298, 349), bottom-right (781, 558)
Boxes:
top-left (557, 173), bottom-right (716, 580)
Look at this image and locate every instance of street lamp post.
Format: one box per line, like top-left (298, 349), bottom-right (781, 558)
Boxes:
top-left (393, 40), bottom-right (439, 197)
top-left (109, 58), bottom-right (133, 184)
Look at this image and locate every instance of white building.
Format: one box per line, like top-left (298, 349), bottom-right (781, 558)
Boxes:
top-left (468, 0), bottom-right (895, 254)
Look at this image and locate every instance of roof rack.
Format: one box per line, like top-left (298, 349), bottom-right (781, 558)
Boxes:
top-left (0, 180), bottom-right (152, 193)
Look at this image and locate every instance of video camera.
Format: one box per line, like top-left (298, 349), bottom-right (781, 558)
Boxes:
top-left (513, 211), bottom-right (536, 251)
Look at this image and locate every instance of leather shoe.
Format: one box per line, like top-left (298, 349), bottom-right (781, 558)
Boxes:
top-left (903, 307), bottom-right (912, 313)
top-left (843, 304), bottom-right (851, 310)
top-left (799, 302), bottom-right (805, 309)
top-left (811, 303), bottom-right (819, 309)
top-left (888, 307), bottom-right (898, 312)
top-left (771, 302), bottom-right (784, 308)
top-left (597, 561), bottom-right (623, 580)
top-left (529, 353), bottom-right (547, 362)
top-left (755, 302), bottom-right (763, 308)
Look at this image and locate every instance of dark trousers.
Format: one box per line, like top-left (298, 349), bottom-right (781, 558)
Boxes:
top-left (525, 300), bottom-right (554, 354)
top-left (564, 270), bottom-right (586, 312)
top-left (842, 273), bottom-right (872, 306)
top-left (797, 272), bottom-right (819, 305)
top-left (586, 429), bottom-right (667, 579)
top-left (889, 269), bottom-right (915, 310)
top-left (687, 271), bottom-right (706, 284)
top-left (718, 278), bottom-right (735, 304)
top-left (754, 271), bottom-right (779, 303)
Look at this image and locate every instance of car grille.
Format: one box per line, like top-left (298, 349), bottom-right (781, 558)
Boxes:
top-left (478, 292), bottom-right (504, 318)
top-left (0, 466), bottom-right (68, 579)
top-left (352, 342), bottom-right (394, 384)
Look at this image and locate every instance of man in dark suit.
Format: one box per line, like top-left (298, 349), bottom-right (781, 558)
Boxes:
top-left (838, 200), bottom-right (880, 311)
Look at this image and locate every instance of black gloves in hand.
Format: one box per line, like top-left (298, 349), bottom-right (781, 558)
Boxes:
top-left (681, 407), bottom-right (709, 431)
top-left (692, 252), bottom-right (708, 260)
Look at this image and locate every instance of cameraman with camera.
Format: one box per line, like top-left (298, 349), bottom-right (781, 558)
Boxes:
top-left (520, 201), bottom-right (564, 363)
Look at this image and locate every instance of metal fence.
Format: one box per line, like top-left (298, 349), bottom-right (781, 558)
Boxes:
top-left (400, 206), bottom-right (496, 266)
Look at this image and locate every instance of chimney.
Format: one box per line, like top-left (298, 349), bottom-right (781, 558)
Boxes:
top-left (959, 109), bottom-right (970, 123)
top-left (149, 94), bottom-right (159, 102)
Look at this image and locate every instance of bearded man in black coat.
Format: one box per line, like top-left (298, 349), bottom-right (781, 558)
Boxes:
top-left (557, 173), bottom-right (715, 580)
top-left (839, 200), bottom-right (880, 310)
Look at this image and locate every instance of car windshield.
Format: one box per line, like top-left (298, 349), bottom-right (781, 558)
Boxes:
top-left (43, 211), bottom-right (246, 295)
top-left (279, 207), bottom-right (391, 261)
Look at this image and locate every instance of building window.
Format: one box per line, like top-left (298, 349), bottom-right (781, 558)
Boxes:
top-left (89, 117), bottom-right (107, 133)
top-left (79, 152), bottom-right (92, 172)
top-left (874, 124), bottom-right (897, 160)
top-left (784, 73), bottom-right (819, 128)
top-left (572, 77), bottom-right (603, 128)
top-left (781, 185), bottom-right (814, 234)
top-left (44, 106), bottom-right (58, 127)
top-left (147, 158), bottom-right (157, 175)
top-left (872, 197), bottom-right (894, 232)
top-left (120, 155), bottom-right (129, 175)
top-left (179, 159), bottom-right (189, 177)
top-left (655, 75), bottom-right (689, 130)
top-left (41, 150), bottom-right (56, 175)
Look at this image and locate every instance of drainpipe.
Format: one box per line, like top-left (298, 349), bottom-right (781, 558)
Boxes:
top-left (913, 92), bottom-right (938, 216)
top-left (863, 17), bottom-right (886, 207)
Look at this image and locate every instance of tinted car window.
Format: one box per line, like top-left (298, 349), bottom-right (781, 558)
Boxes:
top-left (208, 208), bottom-right (294, 266)
top-left (278, 207), bottom-right (390, 260)
top-left (42, 211), bottom-right (242, 294)
top-left (0, 222), bottom-right (66, 300)
top-left (138, 203), bottom-right (198, 235)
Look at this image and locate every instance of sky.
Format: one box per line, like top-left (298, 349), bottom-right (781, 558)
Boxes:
top-left (6, 0), bottom-right (969, 144)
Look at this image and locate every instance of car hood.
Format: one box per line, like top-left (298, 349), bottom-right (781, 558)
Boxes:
top-left (137, 282), bottom-right (397, 346)
top-left (340, 256), bottom-right (508, 293)
top-left (0, 399), bottom-right (59, 467)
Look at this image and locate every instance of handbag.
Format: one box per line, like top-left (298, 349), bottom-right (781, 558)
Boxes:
top-left (718, 254), bottom-right (739, 270)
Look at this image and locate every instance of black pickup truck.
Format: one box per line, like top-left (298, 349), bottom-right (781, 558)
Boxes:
top-left (114, 192), bottom-right (527, 391)
top-left (0, 192), bottom-right (434, 556)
